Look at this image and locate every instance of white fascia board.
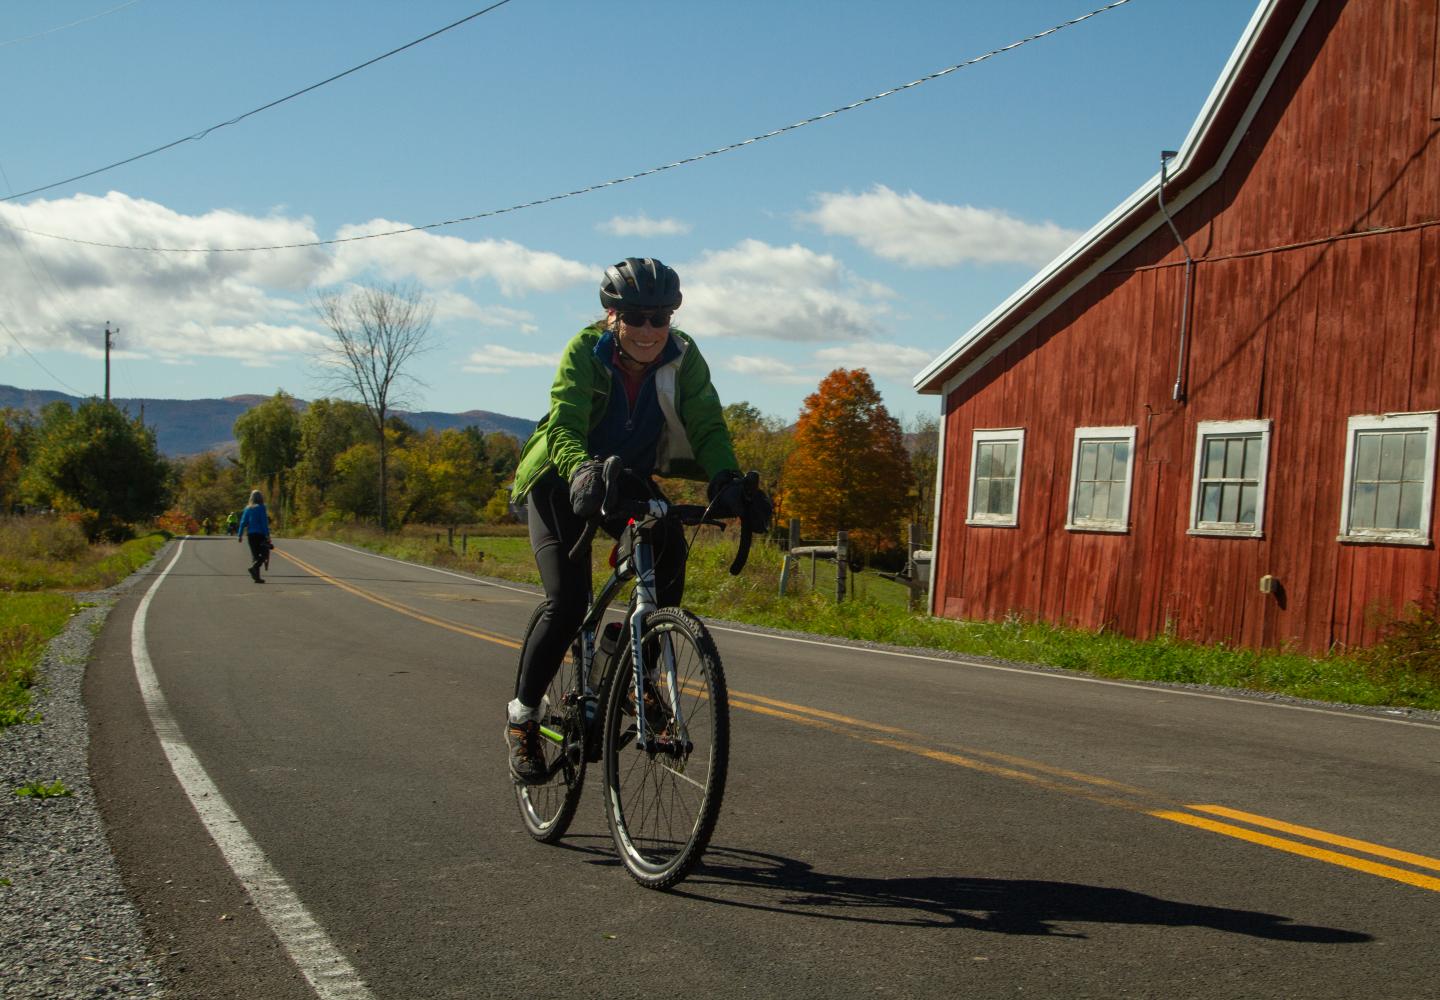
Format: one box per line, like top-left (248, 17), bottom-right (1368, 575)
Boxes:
top-left (913, 0), bottom-right (1306, 397)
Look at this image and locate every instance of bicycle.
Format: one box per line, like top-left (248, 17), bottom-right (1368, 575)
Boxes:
top-left (513, 456), bottom-right (760, 889)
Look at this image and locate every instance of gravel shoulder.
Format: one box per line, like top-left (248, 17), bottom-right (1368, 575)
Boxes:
top-left (0, 549), bottom-right (169, 1000)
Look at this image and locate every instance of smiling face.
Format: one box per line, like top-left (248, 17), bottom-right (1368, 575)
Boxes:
top-left (612, 308), bottom-right (673, 366)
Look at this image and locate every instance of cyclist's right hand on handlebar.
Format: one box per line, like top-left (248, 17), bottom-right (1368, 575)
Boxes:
top-left (569, 459), bottom-right (607, 518)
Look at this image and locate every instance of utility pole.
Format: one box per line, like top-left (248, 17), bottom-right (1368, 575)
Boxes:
top-left (104, 323), bottom-right (118, 401)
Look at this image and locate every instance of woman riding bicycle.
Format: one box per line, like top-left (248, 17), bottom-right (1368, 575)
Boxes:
top-left (506, 257), bottom-right (770, 784)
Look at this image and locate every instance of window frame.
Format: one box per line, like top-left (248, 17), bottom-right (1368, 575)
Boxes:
top-left (1065, 425), bottom-right (1137, 533)
top-left (965, 427), bottom-right (1025, 528)
top-left (1187, 419), bottom-right (1272, 539)
top-left (1337, 411), bottom-right (1438, 546)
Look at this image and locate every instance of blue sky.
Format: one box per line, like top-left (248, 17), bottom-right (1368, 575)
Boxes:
top-left (0, 0), bottom-right (1260, 428)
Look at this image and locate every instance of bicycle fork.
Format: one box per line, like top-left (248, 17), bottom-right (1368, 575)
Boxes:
top-left (629, 542), bottom-right (687, 755)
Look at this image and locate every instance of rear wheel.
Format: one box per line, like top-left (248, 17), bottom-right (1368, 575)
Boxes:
top-left (512, 603), bottom-right (587, 843)
top-left (602, 608), bottom-right (728, 889)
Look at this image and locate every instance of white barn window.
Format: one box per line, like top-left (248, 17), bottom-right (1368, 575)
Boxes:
top-left (1066, 426), bottom-right (1136, 533)
top-left (1338, 411), bottom-right (1437, 545)
top-left (966, 428), bottom-right (1024, 527)
top-left (1188, 419), bottom-right (1271, 538)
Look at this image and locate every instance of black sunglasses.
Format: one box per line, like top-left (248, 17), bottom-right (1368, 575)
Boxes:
top-left (618, 309), bottom-right (673, 328)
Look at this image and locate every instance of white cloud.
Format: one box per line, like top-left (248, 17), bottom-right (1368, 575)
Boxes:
top-left (463, 344), bottom-right (560, 375)
top-left (805, 185), bottom-right (1080, 267)
top-left (598, 214), bottom-right (692, 237)
top-left (0, 193), bottom-right (577, 371)
top-left (680, 239), bottom-right (891, 342)
top-left (814, 343), bottom-right (934, 380)
top-left (324, 221), bottom-right (591, 295)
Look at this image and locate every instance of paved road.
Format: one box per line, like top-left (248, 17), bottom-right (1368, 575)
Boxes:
top-left (87, 537), bottom-right (1440, 999)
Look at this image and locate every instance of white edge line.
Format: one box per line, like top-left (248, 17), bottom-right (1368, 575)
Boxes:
top-left (328, 540), bottom-right (1436, 733)
top-left (132, 540), bottom-right (375, 1000)
top-left (707, 625), bottom-right (1440, 731)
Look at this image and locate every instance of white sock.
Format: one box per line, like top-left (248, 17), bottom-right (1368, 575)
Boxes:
top-left (508, 698), bottom-right (539, 724)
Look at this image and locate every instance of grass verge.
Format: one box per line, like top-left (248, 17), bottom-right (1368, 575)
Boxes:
top-left (310, 525), bottom-right (1439, 711)
top-left (0, 518), bottom-right (171, 730)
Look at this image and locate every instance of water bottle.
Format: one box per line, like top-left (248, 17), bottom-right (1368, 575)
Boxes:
top-left (584, 622), bottom-right (623, 730)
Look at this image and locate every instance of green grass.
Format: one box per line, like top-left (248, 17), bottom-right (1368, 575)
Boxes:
top-left (0, 517), bottom-right (169, 592)
top-left (0, 517), bottom-right (170, 730)
top-left (0, 593), bottom-right (78, 728)
top-left (311, 524), bottom-right (1440, 711)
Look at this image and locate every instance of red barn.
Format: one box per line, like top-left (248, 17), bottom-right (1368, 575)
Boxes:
top-left (914, 0), bottom-right (1440, 653)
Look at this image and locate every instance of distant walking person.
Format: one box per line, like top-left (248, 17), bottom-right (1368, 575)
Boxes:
top-left (236, 490), bottom-right (271, 583)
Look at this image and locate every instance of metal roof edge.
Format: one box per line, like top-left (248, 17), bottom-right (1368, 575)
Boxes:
top-left (913, 0), bottom-right (1304, 396)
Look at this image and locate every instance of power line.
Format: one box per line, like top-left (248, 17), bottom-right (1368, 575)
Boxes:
top-left (0, 0), bottom-right (519, 203)
top-left (5, 0), bottom-right (1135, 254)
top-left (0, 0), bottom-right (141, 50)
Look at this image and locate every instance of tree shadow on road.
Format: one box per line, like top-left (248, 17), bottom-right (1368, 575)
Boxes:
top-left (665, 846), bottom-right (1371, 943)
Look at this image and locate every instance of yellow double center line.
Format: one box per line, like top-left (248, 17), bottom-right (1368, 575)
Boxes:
top-left (279, 548), bottom-right (1440, 893)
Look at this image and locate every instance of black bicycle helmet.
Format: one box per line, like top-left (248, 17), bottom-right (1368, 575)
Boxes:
top-left (599, 257), bottom-right (682, 311)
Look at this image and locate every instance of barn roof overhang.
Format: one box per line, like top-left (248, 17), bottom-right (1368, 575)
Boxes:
top-left (913, 0), bottom-right (1317, 398)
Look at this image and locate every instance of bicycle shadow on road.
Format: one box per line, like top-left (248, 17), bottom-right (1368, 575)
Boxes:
top-left (670, 846), bottom-right (1372, 943)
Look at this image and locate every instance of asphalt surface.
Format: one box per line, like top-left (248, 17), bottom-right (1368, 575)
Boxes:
top-left (86, 537), bottom-right (1440, 999)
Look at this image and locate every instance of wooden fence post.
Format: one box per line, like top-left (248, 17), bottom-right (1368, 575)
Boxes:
top-left (836, 530), bottom-right (848, 603)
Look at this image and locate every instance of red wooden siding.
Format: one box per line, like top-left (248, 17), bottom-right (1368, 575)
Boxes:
top-left (934, 0), bottom-right (1440, 652)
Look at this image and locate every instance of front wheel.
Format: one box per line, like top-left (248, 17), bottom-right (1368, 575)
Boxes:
top-left (512, 603), bottom-right (587, 843)
top-left (602, 608), bottom-right (729, 889)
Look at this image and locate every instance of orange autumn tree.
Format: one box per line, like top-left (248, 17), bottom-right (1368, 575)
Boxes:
top-left (782, 368), bottom-right (913, 556)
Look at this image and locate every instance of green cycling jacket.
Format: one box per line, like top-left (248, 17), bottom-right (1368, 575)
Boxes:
top-left (511, 323), bottom-right (739, 501)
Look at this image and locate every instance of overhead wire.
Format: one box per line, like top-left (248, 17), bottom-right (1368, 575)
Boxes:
top-left (0, 0), bottom-right (141, 50)
top-left (5, 0), bottom-right (1137, 254)
top-left (0, 0), bottom-right (519, 204)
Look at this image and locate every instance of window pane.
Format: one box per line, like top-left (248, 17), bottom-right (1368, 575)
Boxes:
top-left (1096, 482), bottom-right (1116, 520)
top-left (1075, 481), bottom-right (1095, 520)
top-left (1205, 439), bottom-right (1226, 479)
top-left (1351, 482), bottom-right (1378, 529)
top-left (1202, 484), bottom-right (1222, 522)
top-left (1001, 443), bottom-right (1017, 478)
top-left (1375, 483), bottom-right (1400, 530)
top-left (1221, 483), bottom-right (1240, 523)
top-left (1402, 432), bottom-right (1426, 482)
top-left (1079, 442), bottom-right (1098, 482)
top-left (998, 479), bottom-right (1015, 515)
top-left (1354, 433), bottom-right (1380, 481)
top-left (1113, 441), bottom-right (1130, 476)
top-left (1379, 434), bottom-right (1405, 481)
top-left (1225, 438), bottom-right (1246, 479)
top-left (1243, 437), bottom-right (1262, 480)
top-left (976, 477), bottom-right (994, 514)
top-left (1240, 484), bottom-right (1258, 526)
top-left (1399, 481), bottom-right (1422, 529)
top-left (975, 446), bottom-right (993, 479)
top-left (1098, 443), bottom-right (1115, 482)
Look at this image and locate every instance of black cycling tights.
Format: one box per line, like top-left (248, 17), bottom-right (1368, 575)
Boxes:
top-left (514, 470), bottom-right (687, 710)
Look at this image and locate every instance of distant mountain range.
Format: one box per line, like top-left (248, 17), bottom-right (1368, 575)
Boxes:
top-left (0, 384), bottom-right (536, 457)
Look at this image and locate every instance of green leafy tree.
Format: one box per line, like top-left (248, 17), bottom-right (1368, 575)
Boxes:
top-left (234, 391), bottom-right (302, 526)
top-left (170, 452), bottom-right (248, 528)
top-left (906, 412), bottom-right (940, 535)
top-left (723, 401), bottom-right (794, 516)
top-left (782, 369), bottom-right (913, 556)
top-left (293, 398), bottom-right (371, 522)
top-left (393, 427), bottom-right (494, 524)
top-left (21, 399), bottom-right (169, 540)
top-left (0, 408), bottom-right (37, 514)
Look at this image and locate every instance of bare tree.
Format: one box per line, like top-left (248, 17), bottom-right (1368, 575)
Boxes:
top-left (313, 281), bottom-right (435, 531)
